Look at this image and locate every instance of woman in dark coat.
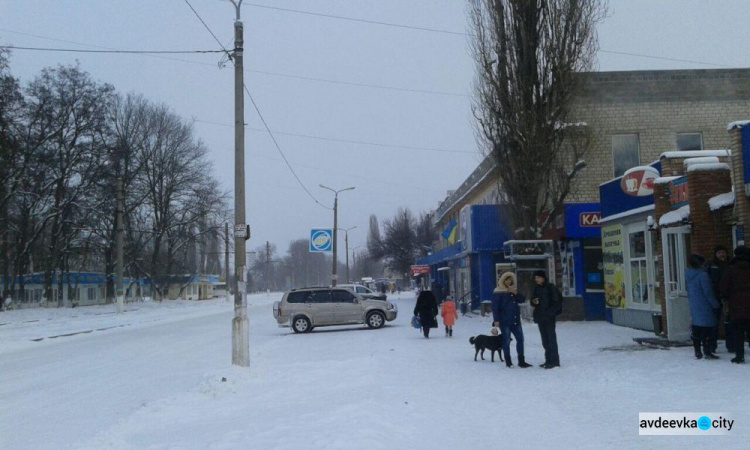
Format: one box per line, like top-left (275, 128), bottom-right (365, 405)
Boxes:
top-left (414, 290), bottom-right (438, 338)
top-left (720, 246), bottom-right (750, 364)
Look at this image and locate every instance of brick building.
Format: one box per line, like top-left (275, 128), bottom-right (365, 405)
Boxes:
top-left (420, 68), bottom-right (750, 321)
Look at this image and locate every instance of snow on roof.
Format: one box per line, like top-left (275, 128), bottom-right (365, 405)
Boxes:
top-left (683, 156), bottom-right (719, 167)
top-left (727, 120), bottom-right (750, 131)
top-left (660, 149), bottom-right (730, 159)
top-left (654, 176), bottom-right (681, 185)
top-left (686, 162), bottom-right (730, 173)
top-left (709, 191), bottom-right (735, 211)
top-left (600, 204), bottom-right (655, 224)
top-left (659, 205), bottom-right (690, 226)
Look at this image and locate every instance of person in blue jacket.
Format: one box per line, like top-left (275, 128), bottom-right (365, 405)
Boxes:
top-left (491, 272), bottom-right (531, 368)
top-left (686, 254), bottom-right (721, 360)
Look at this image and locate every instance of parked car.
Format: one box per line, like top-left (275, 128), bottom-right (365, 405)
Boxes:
top-left (336, 283), bottom-right (387, 301)
top-left (273, 287), bottom-right (398, 333)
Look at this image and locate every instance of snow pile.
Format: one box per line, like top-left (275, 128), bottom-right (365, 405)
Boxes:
top-left (683, 156), bottom-right (719, 168)
top-left (709, 191), bottom-right (735, 211)
top-left (660, 149), bottom-right (730, 159)
top-left (659, 204), bottom-right (690, 226)
top-left (686, 162), bottom-right (730, 173)
top-left (727, 120), bottom-right (750, 131)
top-left (654, 176), bottom-right (681, 185)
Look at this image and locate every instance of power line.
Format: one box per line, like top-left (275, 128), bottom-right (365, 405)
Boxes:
top-left (182, 0), bottom-right (233, 58)
top-left (178, 1), bottom-right (332, 211)
top-left (242, 84), bottom-right (331, 210)
top-left (238, 1), bottom-right (468, 37)
top-left (236, 3), bottom-right (732, 69)
top-left (0, 28), bottom-right (469, 97)
top-left (192, 118), bottom-right (476, 155)
top-left (0, 45), bottom-right (225, 54)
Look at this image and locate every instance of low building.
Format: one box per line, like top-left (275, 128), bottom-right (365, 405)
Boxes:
top-left (154, 274), bottom-right (220, 301)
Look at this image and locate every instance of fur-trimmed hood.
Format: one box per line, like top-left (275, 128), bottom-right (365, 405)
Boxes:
top-left (494, 272), bottom-right (517, 293)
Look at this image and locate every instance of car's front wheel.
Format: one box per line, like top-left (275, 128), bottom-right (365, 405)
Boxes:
top-left (292, 316), bottom-right (312, 333)
top-left (366, 311), bottom-right (385, 329)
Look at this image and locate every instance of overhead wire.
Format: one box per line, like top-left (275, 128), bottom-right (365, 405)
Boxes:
top-left (180, 0), bottom-right (331, 210)
top-left (0, 45), bottom-right (225, 54)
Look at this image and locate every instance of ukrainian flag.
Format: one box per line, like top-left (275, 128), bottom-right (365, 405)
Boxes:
top-left (442, 220), bottom-right (457, 245)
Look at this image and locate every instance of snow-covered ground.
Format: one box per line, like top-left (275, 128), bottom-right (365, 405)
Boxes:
top-left (2, 292), bottom-right (748, 449)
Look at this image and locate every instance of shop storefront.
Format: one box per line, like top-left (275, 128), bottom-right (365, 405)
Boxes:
top-left (599, 163), bottom-right (664, 330)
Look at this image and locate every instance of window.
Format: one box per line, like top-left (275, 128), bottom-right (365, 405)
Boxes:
top-left (676, 133), bottom-right (703, 151)
top-left (332, 290), bottom-right (357, 303)
top-left (87, 287), bottom-right (96, 300)
top-left (355, 286), bottom-right (367, 294)
top-left (286, 291), bottom-right (307, 303)
top-left (628, 230), bottom-right (648, 304)
top-left (308, 291), bottom-right (332, 303)
top-left (612, 134), bottom-right (640, 177)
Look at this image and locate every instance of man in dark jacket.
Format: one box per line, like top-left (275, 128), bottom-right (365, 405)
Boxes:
top-left (720, 246), bottom-right (750, 364)
top-left (530, 270), bottom-right (562, 369)
top-left (708, 245), bottom-right (729, 353)
top-left (491, 272), bottom-right (531, 368)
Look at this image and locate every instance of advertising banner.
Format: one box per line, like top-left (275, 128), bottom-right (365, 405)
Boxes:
top-left (602, 224), bottom-right (626, 308)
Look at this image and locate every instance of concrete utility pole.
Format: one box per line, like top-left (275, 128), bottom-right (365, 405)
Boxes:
top-left (225, 222), bottom-right (230, 302)
top-left (339, 226), bottom-right (357, 283)
top-left (320, 185), bottom-right (355, 287)
top-left (265, 240), bottom-right (270, 293)
top-left (115, 176), bottom-right (124, 314)
top-left (230, 0), bottom-right (249, 368)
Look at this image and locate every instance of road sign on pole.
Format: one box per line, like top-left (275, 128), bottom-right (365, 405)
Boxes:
top-left (310, 229), bottom-right (333, 252)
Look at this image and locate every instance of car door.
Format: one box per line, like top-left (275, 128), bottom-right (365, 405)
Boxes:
top-left (332, 289), bottom-right (363, 323)
top-left (306, 290), bottom-right (335, 325)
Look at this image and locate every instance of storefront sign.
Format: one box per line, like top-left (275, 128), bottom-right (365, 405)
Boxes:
top-left (620, 167), bottom-right (659, 197)
top-left (579, 212), bottom-right (601, 227)
top-left (410, 265), bottom-right (430, 276)
top-left (668, 176), bottom-right (689, 210)
top-left (602, 224), bottom-right (626, 309)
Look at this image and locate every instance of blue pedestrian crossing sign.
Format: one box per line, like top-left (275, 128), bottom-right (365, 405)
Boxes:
top-left (310, 228), bottom-right (333, 252)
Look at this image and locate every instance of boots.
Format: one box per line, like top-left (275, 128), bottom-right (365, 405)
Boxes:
top-left (518, 356), bottom-right (531, 368)
top-left (449, 328), bottom-right (453, 337)
top-left (505, 356), bottom-right (513, 368)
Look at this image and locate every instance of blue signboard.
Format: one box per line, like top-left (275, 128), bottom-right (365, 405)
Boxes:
top-left (599, 161), bottom-right (661, 219)
top-left (310, 228), bottom-right (333, 252)
top-left (564, 203), bottom-right (601, 238)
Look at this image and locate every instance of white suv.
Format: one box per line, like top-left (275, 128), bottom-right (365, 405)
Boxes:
top-left (273, 287), bottom-right (397, 333)
top-left (336, 283), bottom-right (387, 301)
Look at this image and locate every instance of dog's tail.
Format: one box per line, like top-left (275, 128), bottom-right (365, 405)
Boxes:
top-left (469, 336), bottom-right (476, 345)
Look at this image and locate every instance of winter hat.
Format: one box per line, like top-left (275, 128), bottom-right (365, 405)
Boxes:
top-left (445, 295), bottom-right (453, 301)
top-left (494, 272), bottom-right (517, 293)
top-left (734, 246), bottom-right (748, 257)
top-left (533, 270), bottom-right (547, 280)
top-left (714, 245), bottom-right (728, 256)
top-left (490, 327), bottom-right (500, 336)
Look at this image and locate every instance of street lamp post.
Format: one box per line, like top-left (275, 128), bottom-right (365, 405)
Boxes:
top-left (338, 226), bottom-right (357, 283)
top-left (319, 185), bottom-right (355, 287)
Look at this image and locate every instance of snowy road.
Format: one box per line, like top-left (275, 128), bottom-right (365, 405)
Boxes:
top-left (2, 292), bottom-right (749, 449)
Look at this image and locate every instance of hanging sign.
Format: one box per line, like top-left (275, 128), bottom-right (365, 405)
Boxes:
top-left (620, 167), bottom-right (659, 197)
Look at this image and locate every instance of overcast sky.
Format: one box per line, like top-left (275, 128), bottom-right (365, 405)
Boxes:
top-left (2, 0), bottom-right (749, 258)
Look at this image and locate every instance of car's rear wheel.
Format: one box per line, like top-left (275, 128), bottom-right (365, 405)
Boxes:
top-left (366, 311), bottom-right (385, 329)
top-left (292, 316), bottom-right (311, 333)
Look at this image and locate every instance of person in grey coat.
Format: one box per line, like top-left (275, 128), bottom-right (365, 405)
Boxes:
top-left (686, 254), bottom-right (720, 360)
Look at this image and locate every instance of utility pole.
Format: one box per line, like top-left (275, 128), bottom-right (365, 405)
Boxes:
top-left (230, 0), bottom-right (249, 368)
top-left (265, 240), bottom-right (270, 293)
top-left (338, 226), bottom-right (357, 284)
top-left (115, 176), bottom-right (124, 314)
top-left (225, 222), bottom-right (230, 302)
top-left (320, 185), bottom-right (355, 287)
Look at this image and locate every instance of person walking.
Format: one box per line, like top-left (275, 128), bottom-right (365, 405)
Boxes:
top-left (530, 270), bottom-right (562, 369)
top-left (431, 280), bottom-right (444, 305)
top-left (440, 295), bottom-right (458, 337)
top-left (720, 246), bottom-right (750, 364)
top-left (686, 254), bottom-right (721, 360)
top-left (708, 245), bottom-right (729, 353)
top-left (414, 290), bottom-right (438, 339)
top-left (491, 272), bottom-right (531, 368)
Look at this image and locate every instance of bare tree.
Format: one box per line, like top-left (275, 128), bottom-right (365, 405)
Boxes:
top-left (366, 214), bottom-right (384, 259)
top-left (381, 208), bottom-right (417, 280)
top-left (415, 212), bottom-right (438, 258)
top-left (469, 0), bottom-right (605, 238)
